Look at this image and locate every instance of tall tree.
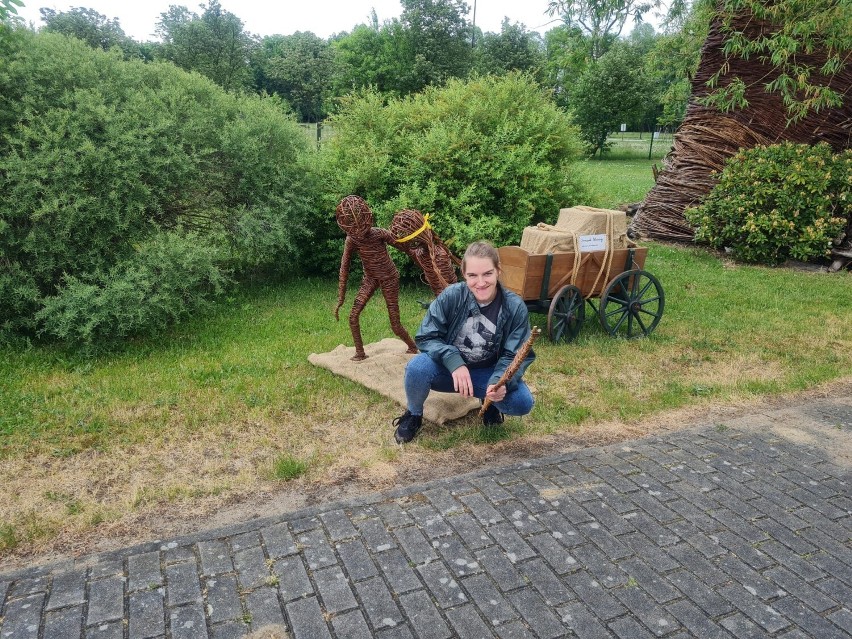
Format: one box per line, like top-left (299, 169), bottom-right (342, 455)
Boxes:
top-left (474, 19), bottom-right (546, 80)
top-left (398, 0), bottom-right (473, 92)
top-left (331, 19), bottom-right (410, 95)
top-left (546, 0), bottom-right (657, 59)
top-left (544, 24), bottom-right (594, 109)
top-left (0, 0), bottom-right (22, 23)
top-left (156, 1), bottom-right (255, 92)
top-left (570, 42), bottom-right (651, 155)
top-left (39, 6), bottom-right (142, 58)
top-left (254, 32), bottom-right (334, 121)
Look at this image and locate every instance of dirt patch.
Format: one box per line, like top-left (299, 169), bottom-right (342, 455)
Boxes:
top-left (2, 378), bottom-right (850, 574)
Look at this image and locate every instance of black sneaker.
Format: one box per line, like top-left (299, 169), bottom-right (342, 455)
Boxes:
top-left (393, 410), bottom-right (423, 443)
top-left (482, 404), bottom-right (504, 427)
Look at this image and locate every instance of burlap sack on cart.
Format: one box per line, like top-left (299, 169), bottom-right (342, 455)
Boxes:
top-left (519, 206), bottom-right (629, 254)
top-left (308, 338), bottom-right (480, 424)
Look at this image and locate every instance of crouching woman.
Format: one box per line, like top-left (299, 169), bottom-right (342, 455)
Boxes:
top-left (393, 241), bottom-right (535, 443)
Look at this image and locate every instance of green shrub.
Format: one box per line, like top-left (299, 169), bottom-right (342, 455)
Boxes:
top-left (0, 31), bottom-right (318, 345)
top-left (685, 143), bottom-right (850, 265)
top-left (311, 73), bottom-right (590, 276)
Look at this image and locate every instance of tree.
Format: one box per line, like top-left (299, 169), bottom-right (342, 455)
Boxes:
top-left (474, 19), bottom-right (546, 80)
top-left (398, 0), bottom-right (473, 92)
top-left (703, 0), bottom-right (852, 122)
top-left (570, 42), bottom-right (651, 155)
top-left (156, 0), bottom-right (255, 92)
top-left (39, 6), bottom-right (142, 58)
top-left (543, 24), bottom-right (594, 109)
top-left (0, 0), bottom-right (22, 22)
top-left (254, 32), bottom-right (334, 121)
top-left (547, 0), bottom-right (658, 59)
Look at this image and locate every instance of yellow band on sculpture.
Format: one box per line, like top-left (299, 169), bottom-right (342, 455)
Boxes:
top-left (396, 214), bottom-right (432, 243)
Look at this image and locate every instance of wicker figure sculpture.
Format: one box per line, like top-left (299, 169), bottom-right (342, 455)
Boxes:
top-left (335, 195), bottom-right (418, 361)
top-left (390, 209), bottom-right (461, 297)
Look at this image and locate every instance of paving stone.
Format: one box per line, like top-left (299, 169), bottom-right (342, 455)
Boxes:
top-left (233, 545), bottom-right (271, 590)
top-left (571, 543), bottom-right (628, 589)
top-left (244, 586), bottom-right (285, 629)
top-left (762, 566), bottom-right (836, 613)
top-left (296, 528), bottom-right (336, 570)
top-left (518, 558), bottom-right (572, 607)
top-left (468, 476), bottom-right (514, 503)
top-left (166, 561), bottom-right (203, 607)
top-left (474, 546), bottom-right (526, 592)
top-left (417, 561), bottom-right (467, 608)
top-left (716, 553), bottom-right (786, 600)
top-left (563, 570), bottom-right (626, 621)
top-left (714, 531), bottom-right (774, 570)
top-left (527, 532), bottom-right (578, 575)
top-left (8, 575), bottom-right (49, 599)
top-left (319, 509), bottom-right (358, 542)
top-left (204, 575), bottom-right (242, 624)
top-left (503, 480), bottom-right (551, 513)
top-left (664, 570), bottom-right (733, 618)
top-left (611, 583), bottom-right (680, 637)
top-left (46, 569), bottom-right (87, 610)
top-left (803, 550), bottom-right (851, 585)
top-left (375, 548), bottom-right (422, 595)
top-left (163, 544), bottom-right (196, 565)
top-left (584, 500), bottom-right (636, 536)
top-left (446, 512), bottom-right (493, 550)
top-left (617, 557), bottom-right (679, 604)
top-left (198, 540), bottom-right (234, 576)
top-left (336, 538), bottom-right (379, 582)
top-left (377, 501), bottom-right (414, 529)
top-left (815, 576), bottom-right (852, 605)
top-left (435, 534), bottom-right (480, 577)
top-left (494, 620), bottom-right (537, 639)
top-left (772, 595), bottom-right (847, 638)
top-left (442, 604), bottom-right (495, 637)
top-left (0, 593), bottom-right (45, 639)
top-left (128, 588), bottom-right (165, 639)
top-left (210, 619), bottom-right (248, 639)
top-left (423, 487), bottom-right (464, 516)
top-left (289, 516), bottom-right (321, 534)
top-left (354, 576), bottom-right (404, 630)
top-left (460, 573), bottom-right (517, 624)
top-left (499, 501), bottom-right (546, 535)
top-left (407, 504), bottom-right (453, 539)
top-left (627, 512), bottom-right (679, 548)
top-left (826, 607), bottom-right (852, 635)
top-left (313, 564), bottom-right (357, 614)
top-left (272, 556), bottom-right (312, 603)
top-left (394, 525), bottom-right (439, 566)
top-left (664, 599), bottom-right (730, 639)
top-left (719, 583), bottom-right (790, 634)
top-left (556, 601), bottom-right (615, 639)
top-left (87, 577), bottom-right (124, 625)
top-left (169, 603), bottom-right (208, 639)
top-left (398, 590), bottom-right (453, 639)
top-left (355, 517), bottom-right (396, 553)
top-left (628, 490), bottom-right (679, 525)
top-left (285, 596), bottom-right (332, 639)
top-left (459, 493), bottom-right (505, 526)
top-left (230, 531), bottom-right (261, 551)
top-left (260, 523), bottom-right (298, 559)
top-left (487, 523), bottom-right (535, 564)
top-left (86, 619), bottom-right (125, 639)
top-left (506, 587), bottom-right (565, 639)
top-left (620, 532), bottom-right (680, 573)
top-left (707, 507), bottom-right (767, 543)
top-left (375, 624), bottom-right (414, 638)
top-left (330, 609), bottom-right (372, 639)
top-left (89, 560), bottom-right (124, 580)
top-left (607, 614), bottom-right (657, 639)
top-left (43, 603), bottom-right (83, 639)
top-left (664, 543), bottom-right (728, 587)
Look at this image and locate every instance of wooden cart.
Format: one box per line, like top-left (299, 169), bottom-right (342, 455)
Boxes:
top-left (499, 242), bottom-right (664, 343)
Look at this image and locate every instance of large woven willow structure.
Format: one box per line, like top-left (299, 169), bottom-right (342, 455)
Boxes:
top-left (630, 13), bottom-right (851, 245)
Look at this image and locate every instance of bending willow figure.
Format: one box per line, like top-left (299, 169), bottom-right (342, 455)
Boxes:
top-left (335, 195), bottom-right (418, 361)
top-left (390, 209), bottom-right (461, 297)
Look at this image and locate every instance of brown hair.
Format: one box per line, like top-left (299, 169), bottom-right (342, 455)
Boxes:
top-left (461, 241), bottom-right (500, 273)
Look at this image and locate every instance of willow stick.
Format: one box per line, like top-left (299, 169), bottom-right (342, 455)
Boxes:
top-left (478, 326), bottom-right (541, 417)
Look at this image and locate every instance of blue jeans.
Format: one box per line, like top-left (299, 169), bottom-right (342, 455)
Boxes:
top-left (404, 353), bottom-right (534, 417)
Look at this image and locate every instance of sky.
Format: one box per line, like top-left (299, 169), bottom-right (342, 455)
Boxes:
top-left (15, 0), bottom-right (564, 41)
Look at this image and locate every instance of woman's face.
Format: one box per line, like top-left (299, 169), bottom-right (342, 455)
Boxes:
top-left (463, 255), bottom-right (499, 304)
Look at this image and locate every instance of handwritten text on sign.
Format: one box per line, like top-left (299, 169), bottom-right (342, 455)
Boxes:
top-left (579, 234), bottom-right (607, 252)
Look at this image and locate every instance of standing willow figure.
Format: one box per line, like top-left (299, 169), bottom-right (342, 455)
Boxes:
top-left (335, 195), bottom-right (418, 361)
top-left (390, 209), bottom-right (461, 296)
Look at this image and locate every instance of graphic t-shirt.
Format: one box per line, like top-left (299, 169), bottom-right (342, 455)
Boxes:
top-left (453, 288), bottom-right (502, 368)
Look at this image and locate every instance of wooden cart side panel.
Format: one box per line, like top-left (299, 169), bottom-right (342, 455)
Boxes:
top-left (499, 244), bottom-right (648, 300)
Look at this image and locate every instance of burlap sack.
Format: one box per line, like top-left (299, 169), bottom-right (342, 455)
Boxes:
top-left (555, 206), bottom-right (629, 249)
top-left (519, 224), bottom-right (578, 254)
top-left (308, 338), bottom-right (480, 424)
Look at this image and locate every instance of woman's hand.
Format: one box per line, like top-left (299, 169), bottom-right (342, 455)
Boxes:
top-left (485, 384), bottom-right (506, 403)
top-left (452, 366), bottom-right (474, 397)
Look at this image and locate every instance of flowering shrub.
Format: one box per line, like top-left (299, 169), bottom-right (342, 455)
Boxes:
top-left (685, 142), bottom-right (850, 265)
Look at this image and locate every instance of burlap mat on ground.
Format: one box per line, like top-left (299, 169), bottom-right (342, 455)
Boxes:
top-left (308, 338), bottom-right (481, 425)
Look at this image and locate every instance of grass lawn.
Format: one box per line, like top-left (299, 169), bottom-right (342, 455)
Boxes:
top-left (2, 145), bottom-right (850, 558)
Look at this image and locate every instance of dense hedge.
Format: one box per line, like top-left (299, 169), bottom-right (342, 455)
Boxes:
top-left (311, 73), bottom-right (590, 276)
top-left (685, 143), bottom-right (850, 265)
top-left (0, 31), bottom-right (318, 347)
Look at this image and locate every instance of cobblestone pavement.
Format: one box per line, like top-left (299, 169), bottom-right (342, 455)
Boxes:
top-left (1, 396), bottom-right (850, 639)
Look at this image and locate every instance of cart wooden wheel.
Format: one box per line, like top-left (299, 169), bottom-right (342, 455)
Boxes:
top-left (547, 284), bottom-right (585, 343)
top-left (599, 269), bottom-right (664, 338)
